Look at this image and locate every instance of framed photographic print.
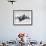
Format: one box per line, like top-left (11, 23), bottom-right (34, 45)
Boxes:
top-left (13, 10), bottom-right (33, 26)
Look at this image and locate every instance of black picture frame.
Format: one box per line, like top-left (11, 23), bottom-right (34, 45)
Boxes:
top-left (13, 10), bottom-right (33, 26)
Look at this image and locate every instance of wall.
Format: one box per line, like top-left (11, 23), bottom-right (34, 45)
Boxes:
top-left (0, 0), bottom-right (46, 41)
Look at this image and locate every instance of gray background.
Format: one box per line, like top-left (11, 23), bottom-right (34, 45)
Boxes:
top-left (0, 0), bottom-right (46, 42)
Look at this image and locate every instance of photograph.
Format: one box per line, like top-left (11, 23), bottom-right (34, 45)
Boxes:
top-left (0, 0), bottom-right (46, 46)
top-left (13, 10), bottom-right (32, 25)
